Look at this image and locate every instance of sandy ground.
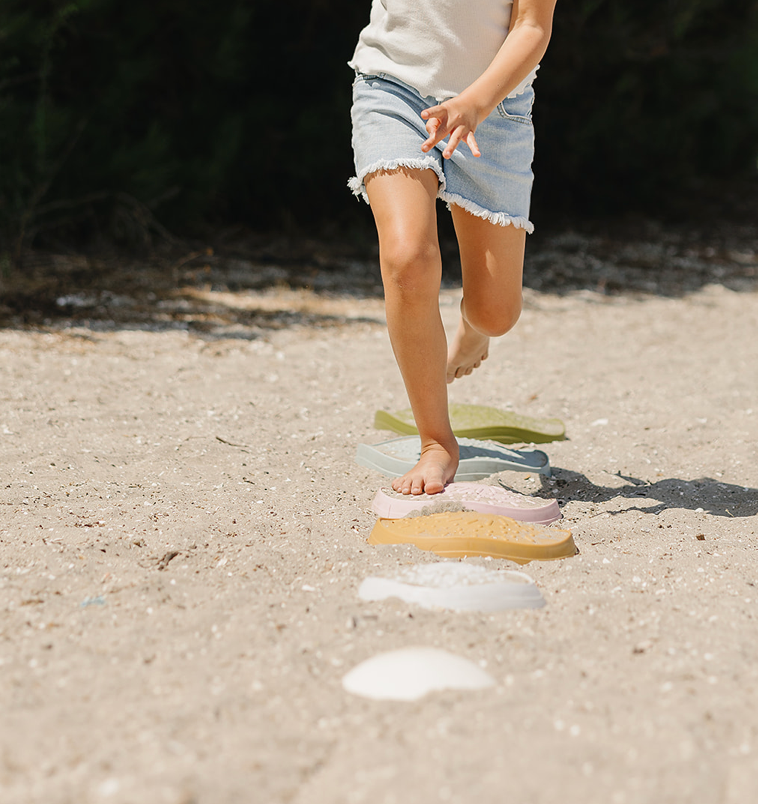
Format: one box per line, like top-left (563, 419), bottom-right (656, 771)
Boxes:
top-left (1, 237), bottom-right (758, 803)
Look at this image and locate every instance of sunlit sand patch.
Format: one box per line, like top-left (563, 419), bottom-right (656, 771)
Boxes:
top-left (176, 286), bottom-right (385, 320)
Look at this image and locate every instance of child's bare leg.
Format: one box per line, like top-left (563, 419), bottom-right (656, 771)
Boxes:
top-left (365, 167), bottom-right (458, 495)
top-left (446, 207), bottom-right (526, 383)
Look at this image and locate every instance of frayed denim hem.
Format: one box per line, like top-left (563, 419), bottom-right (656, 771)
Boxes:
top-left (348, 160), bottom-right (533, 232)
top-left (348, 156), bottom-right (446, 204)
top-left (439, 190), bottom-right (534, 233)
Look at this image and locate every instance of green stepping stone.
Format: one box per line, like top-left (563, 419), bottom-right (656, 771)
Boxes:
top-left (374, 403), bottom-right (565, 444)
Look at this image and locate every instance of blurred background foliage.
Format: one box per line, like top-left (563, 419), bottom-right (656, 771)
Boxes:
top-left (1, 0), bottom-right (757, 253)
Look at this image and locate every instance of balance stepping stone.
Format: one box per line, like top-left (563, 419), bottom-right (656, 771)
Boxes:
top-left (342, 647), bottom-right (495, 701)
top-left (368, 511), bottom-right (576, 563)
top-left (374, 403), bottom-right (565, 444)
top-left (371, 482), bottom-right (561, 525)
top-left (358, 562), bottom-right (545, 612)
top-left (356, 435), bottom-right (551, 480)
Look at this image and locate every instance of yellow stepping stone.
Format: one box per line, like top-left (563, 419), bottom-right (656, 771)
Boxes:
top-left (369, 512), bottom-right (576, 564)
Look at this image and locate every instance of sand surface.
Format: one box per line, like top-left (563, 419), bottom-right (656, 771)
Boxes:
top-left (1, 236), bottom-right (758, 803)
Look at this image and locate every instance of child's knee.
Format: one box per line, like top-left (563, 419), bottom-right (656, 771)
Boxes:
top-left (380, 238), bottom-right (441, 296)
top-left (464, 295), bottom-right (522, 337)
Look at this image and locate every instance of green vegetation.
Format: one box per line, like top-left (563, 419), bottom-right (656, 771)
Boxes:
top-left (1, 0), bottom-right (756, 251)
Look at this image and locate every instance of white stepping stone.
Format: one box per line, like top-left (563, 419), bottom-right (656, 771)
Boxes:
top-left (359, 562), bottom-right (545, 612)
top-left (342, 647), bottom-right (495, 701)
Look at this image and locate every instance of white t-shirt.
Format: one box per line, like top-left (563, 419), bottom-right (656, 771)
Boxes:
top-left (349, 0), bottom-right (538, 101)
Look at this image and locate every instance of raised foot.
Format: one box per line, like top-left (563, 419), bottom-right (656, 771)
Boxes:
top-left (391, 441), bottom-right (459, 495)
top-left (446, 316), bottom-right (490, 384)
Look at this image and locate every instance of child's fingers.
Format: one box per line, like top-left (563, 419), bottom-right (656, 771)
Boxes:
top-left (421, 117), bottom-right (444, 152)
top-left (466, 131), bottom-right (481, 158)
top-left (425, 116), bottom-right (441, 137)
top-left (421, 99), bottom-right (482, 158)
top-left (442, 127), bottom-right (482, 159)
top-left (442, 128), bottom-right (465, 159)
top-left (420, 104), bottom-right (445, 120)
top-left (421, 105), bottom-right (450, 151)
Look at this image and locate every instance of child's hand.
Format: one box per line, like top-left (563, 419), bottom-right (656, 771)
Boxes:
top-left (420, 98), bottom-right (482, 159)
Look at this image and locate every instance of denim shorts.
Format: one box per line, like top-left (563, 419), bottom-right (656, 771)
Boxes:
top-left (349, 72), bottom-right (536, 232)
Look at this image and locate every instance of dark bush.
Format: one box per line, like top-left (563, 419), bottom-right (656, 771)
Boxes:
top-left (535, 0), bottom-right (758, 215)
top-left (0, 0), bottom-right (756, 250)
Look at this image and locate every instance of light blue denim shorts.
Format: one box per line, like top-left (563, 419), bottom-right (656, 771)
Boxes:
top-left (349, 72), bottom-right (536, 232)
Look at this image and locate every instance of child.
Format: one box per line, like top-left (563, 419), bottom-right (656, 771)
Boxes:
top-left (349, 0), bottom-right (558, 495)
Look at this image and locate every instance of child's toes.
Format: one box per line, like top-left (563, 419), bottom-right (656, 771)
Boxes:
top-left (423, 478), bottom-right (445, 495)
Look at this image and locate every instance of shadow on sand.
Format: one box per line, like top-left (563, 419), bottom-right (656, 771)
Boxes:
top-left (2, 216), bottom-right (757, 334)
top-left (0, 250), bottom-right (386, 337)
top-left (542, 468), bottom-right (758, 519)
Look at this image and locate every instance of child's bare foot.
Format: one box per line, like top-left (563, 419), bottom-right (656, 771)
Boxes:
top-left (391, 440), bottom-right (459, 495)
top-left (446, 316), bottom-right (489, 383)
